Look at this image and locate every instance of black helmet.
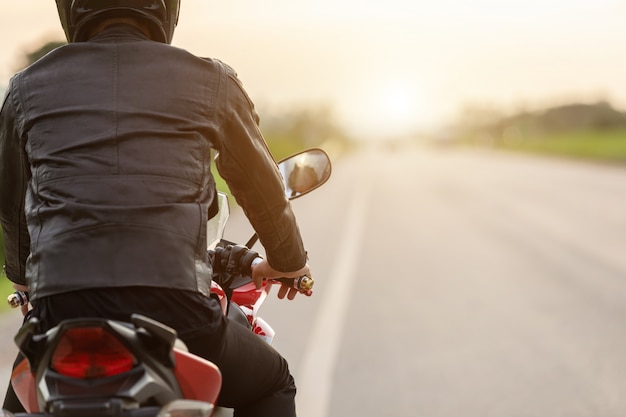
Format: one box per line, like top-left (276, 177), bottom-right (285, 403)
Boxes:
top-left (55, 0), bottom-right (180, 43)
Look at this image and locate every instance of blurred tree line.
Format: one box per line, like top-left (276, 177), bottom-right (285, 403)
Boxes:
top-left (454, 100), bottom-right (626, 147)
top-left (259, 104), bottom-right (352, 160)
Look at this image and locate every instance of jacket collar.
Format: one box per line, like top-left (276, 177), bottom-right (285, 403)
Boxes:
top-left (89, 25), bottom-right (151, 42)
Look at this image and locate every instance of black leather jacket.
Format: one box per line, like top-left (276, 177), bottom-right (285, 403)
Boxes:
top-left (0, 26), bottom-right (306, 300)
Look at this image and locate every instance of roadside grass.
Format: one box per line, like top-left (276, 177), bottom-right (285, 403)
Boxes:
top-left (497, 129), bottom-right (626, 163)
top-left (0, 225), bottom-right (13, 312)
top-left (0, 233), bottom-right (12, 312)
top-left (0, 278), bottom-right (12, 312)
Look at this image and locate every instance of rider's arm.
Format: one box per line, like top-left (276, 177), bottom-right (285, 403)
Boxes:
top-left (0, 85), bottom-right (31, 289)
top-left (213, 64), bottom-right (307, 274)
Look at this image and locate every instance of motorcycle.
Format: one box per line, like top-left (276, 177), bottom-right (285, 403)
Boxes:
top-left (4, 148), bottom-right (332, 417)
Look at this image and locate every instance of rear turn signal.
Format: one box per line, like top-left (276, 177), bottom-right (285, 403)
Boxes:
top-left (51, 327), bottom-right (137, 379)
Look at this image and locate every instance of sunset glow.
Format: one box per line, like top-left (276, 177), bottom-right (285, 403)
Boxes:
top-left (1, 1), bottom-right (625, 138)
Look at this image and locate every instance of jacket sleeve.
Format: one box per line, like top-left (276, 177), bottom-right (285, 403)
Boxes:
top-left (0, 86), bottom-right (31, 286)
top-left (213, 66), bottom-right (307, 272)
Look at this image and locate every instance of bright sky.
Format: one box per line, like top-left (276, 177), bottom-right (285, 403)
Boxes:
top-left (2, 1), bottom-right (626, 139)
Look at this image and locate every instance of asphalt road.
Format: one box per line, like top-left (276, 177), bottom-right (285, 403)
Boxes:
top-left (2, 144), bottom-right (626, 416)
top-left (261, 145), bottom-right (626, 417)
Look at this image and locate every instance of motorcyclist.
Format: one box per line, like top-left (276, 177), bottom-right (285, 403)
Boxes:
top-left (0, 1), bottom-right (311, 416)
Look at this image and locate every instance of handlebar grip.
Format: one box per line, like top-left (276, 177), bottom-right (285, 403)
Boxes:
top-left (274, 275), bottom-right (315, 292)
top-left (7, 291), bottom-right (29, 308)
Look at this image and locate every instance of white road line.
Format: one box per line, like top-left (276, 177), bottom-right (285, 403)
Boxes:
top-left (296, 176), bottom-right (371, 417)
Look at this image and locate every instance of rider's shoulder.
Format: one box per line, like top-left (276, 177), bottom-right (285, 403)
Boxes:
top-left (199, 57), bottom-right (239, 80)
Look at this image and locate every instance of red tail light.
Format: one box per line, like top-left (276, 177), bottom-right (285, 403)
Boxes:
top-left (51, 327), bottom-right (137, 379)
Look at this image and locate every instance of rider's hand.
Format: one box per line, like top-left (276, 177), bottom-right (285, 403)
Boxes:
top-left (251, 259), bottom-right (311, 300)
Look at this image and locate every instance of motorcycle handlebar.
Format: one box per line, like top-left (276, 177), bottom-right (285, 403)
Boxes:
top-left (272, 276), bottom-right (315, 293)
top-left (210, 243), bottom-right (259, 276)
top-left (210, 242), bottom-right (314, 293)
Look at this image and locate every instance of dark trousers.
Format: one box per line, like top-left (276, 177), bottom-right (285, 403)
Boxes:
top-left (3, 287), bottom-right (296, 417)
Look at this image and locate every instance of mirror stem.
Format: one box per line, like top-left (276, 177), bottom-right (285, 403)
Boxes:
top-left (245, 233), bottom-right (259, 249)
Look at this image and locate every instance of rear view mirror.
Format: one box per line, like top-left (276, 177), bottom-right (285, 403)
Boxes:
top-left (278, 148), bottom-right (332, 200)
